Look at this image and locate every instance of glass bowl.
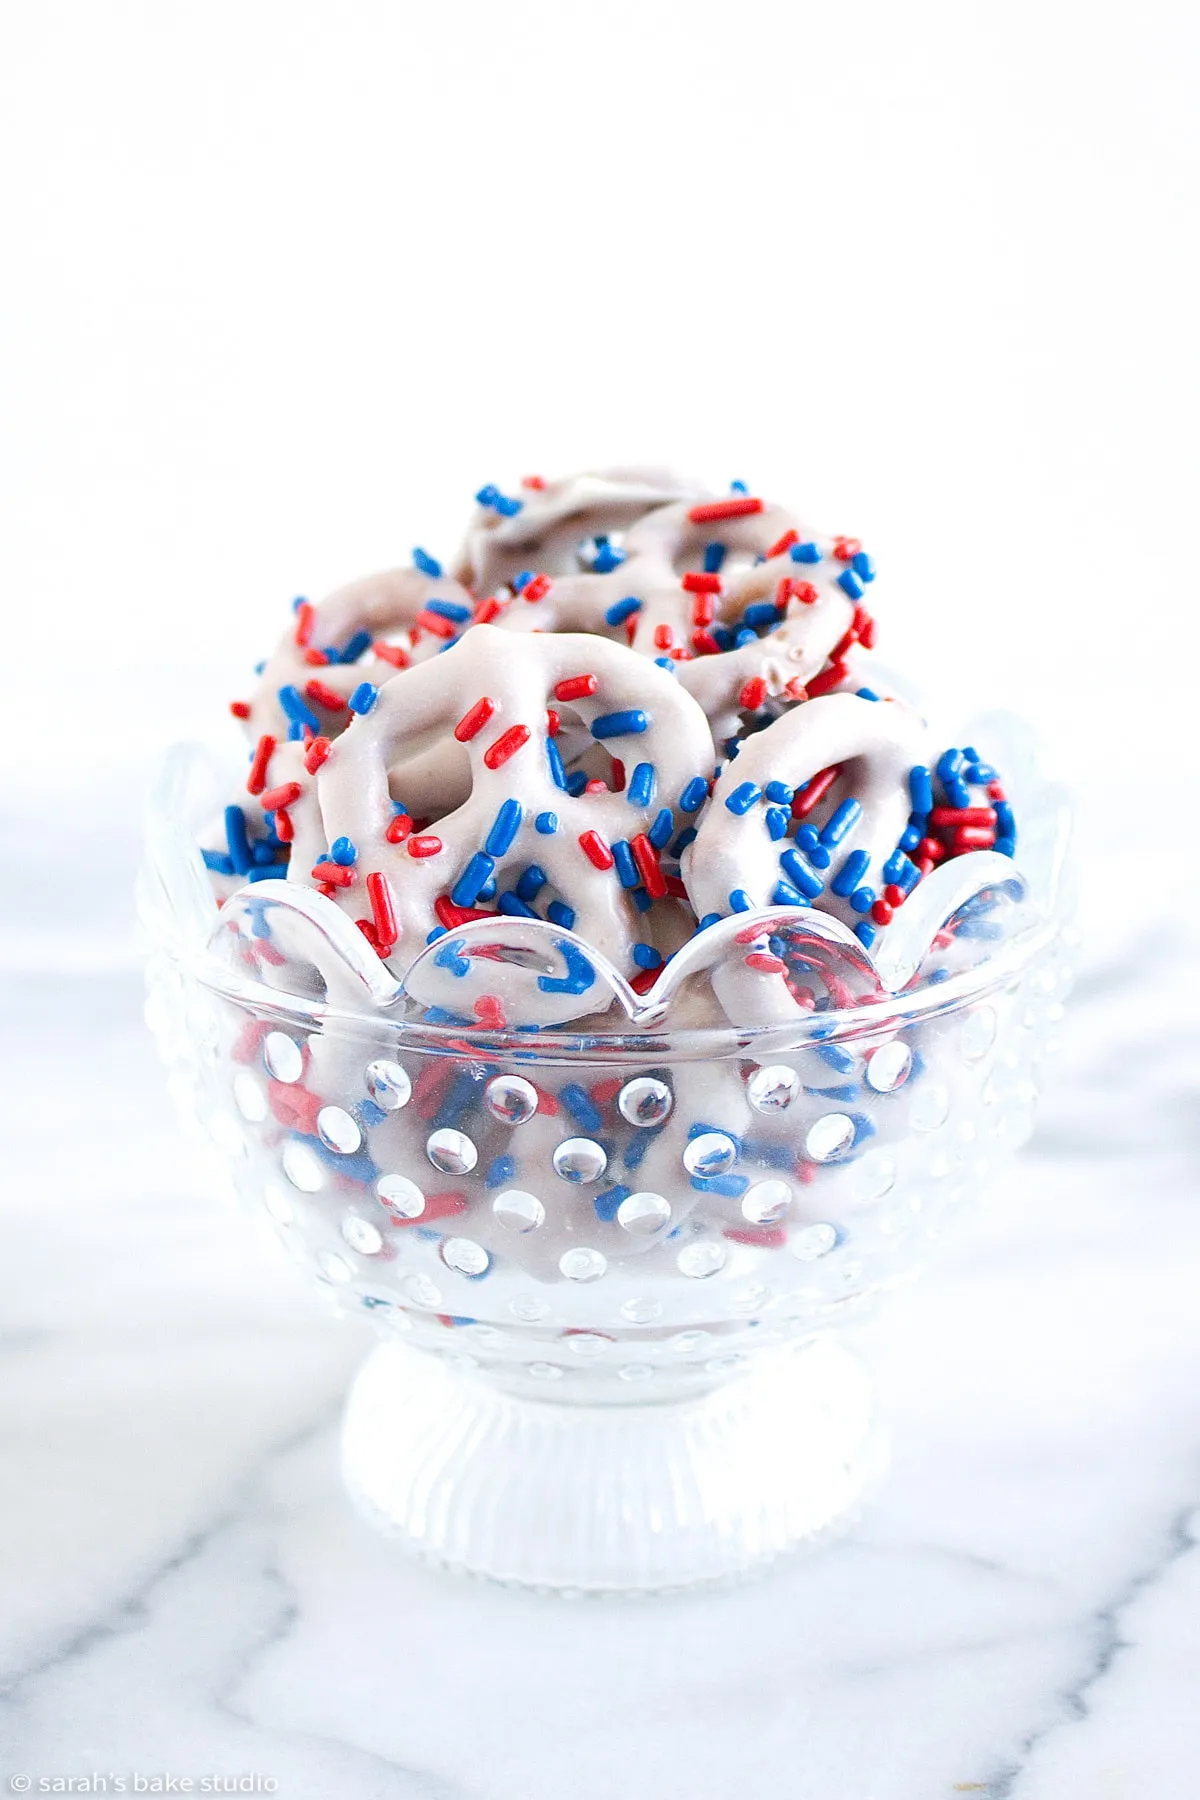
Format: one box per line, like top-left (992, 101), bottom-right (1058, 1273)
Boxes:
top-left (138, 720), bottom-right (1073, 1592)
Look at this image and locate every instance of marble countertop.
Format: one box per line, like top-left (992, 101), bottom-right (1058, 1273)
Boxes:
top-left (3, 768), bottom-right (1199, 1800)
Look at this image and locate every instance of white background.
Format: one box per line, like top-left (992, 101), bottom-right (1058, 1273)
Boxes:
top-left (2, 0), bottom-right (1198, 807)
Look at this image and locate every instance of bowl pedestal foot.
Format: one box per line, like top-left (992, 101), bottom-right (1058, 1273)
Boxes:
top-left (341, 1333), bottom-right (882, 1593)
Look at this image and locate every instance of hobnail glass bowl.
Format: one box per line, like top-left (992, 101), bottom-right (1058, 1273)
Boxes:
top-left (139, 719), bottom-right (1073, 1592)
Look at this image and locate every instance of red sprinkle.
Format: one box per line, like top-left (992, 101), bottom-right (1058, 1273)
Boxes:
top-left (987, 781), bottom-right (1007, 801)
top-left (522, 474), bottom-right (547, 490)
top-left (554, 673), bottom-right (598, 702)
top-left (294, 602), bottom-right (315, 648)
top-left (274, 807), bottom-right (294, 844)
top-left (472, 596), bottom-right (507, 624)
top-left (372, 640), bottom-right (411, 669)
top-left (355, 918), bottom-right (381, 950)
top-left (792, 581), bottom-right (820, 606)
top-left (522, 573), bottom-right (552, 603)
top-left (806, 661), bottom-right (849, 698)
top-left (692, 628), bottom-right (722, 655)
top-left (767, 528), bottom-right (799, 558)
top-left (408, 835), bottom-right (443, 858)
top-left (434, 894), bottom-right (492, 928)
top-left (304, 679), bottom-right (347, 712)
top-left (870, 899), bottom-right (894, 926)
top-left (385, 813), bottom-right (412, 844)
top-left (302, 648), bottom-right (330, 666)
top-left (416, 608), bottom-right (458, 639)
top-left (312, 862), bottom-right (353, 887)
top-left (246, 734), bottom-right (276, 796)
top-left (951, 826), bottom-right (997, 852)
top-left (229, 701), bottom-right (251, 720)
top-left (688, 497), bottom-right (764, 523)
top-left (930, 806), bottom-right (997, 828)
top-left (682, 571), bottom-right (722, 594)
top-left (366, 871), bottom-right (397, 950)
top-left (304, 736), bottom-right (331, 774)
top-left (260, 781), bottom-right (302, 811)
top-left (473, 994), bottom-right (508, 1029)
top-left (630, 968), bottom-right (659, 995)
top-left (691, 593), bottom-right (715, 627)
top-left (917, 836), bottom-right (947, 863)
top-left (784, 678), bottom-right (808, 701)
top-left (746, 951), bottom-right (787, 973)
top-left (665, 875), bottom-right (688, 899)
top-left (724, 1225), bottom-right (788, 1248)
top-left (578, 830), bottom-right (614, 871)
top-left (483, 724), bottom-right (530, 769)
top-left (630, 833), bottom-right (667, 899)
top-left (857, 612), bottom-right (877, 649)
top-left (454, 697), bottom-right (496, 742)
top-left (610, 757), bottom-right (626, 792)
top-left (546, 707), bottom-right (561, 737)
top-left (739, 677), bottom-right (768, 711)
top-left (883, 884), bottom-right (906, 907)
top-left (792, 766), bottom-right (841, 819)
top-left (833, 536), bottom-right (862, 562)
top-left (584, 779), bottom-right (608, 795)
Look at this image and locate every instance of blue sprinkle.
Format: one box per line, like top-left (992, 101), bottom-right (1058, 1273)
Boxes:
top-left (538, 938), bottom-right (594, 995)
top-left (202, 848), bottom-right (236, 876)
top-left (966, 761), bottom-right (997, 785)
top-left (277, 686), bottom-right (319, 733)
top-left (486, 1155), bottom-right (516, 1190)
top-left (349, 682), bottom-right (378, 715)
top-left (884, 850), bottom-right (917, 888)
top-left (627, 761), bottom-right (657, 808)
top-left (856, 687), bottom-right (880, 702)
top-left (820, 797), bottom-right (863, 848)
top-left (330, 836), bottom-right (358, 866)
top-left (511, 570), bottom-right (534, 593)
top-left (730, 479), bottom-right (749, 493)
top-left (436, 1069), bottom-right (483, 1128)
top-left (424, 598), bottom-right (471, 624)
top-left (724, 738), bottom-right (740, 760)
top-left (729, 888), bottom-right (754, 912)
top-left (772, 880), bottom-right (808, 907)
top-left (434, 939), bottom-right (471, 978)
top-left (805, 1083), bottom-right (861, 1102)
top-left (485, 798), bottom-right (523, 858)
top-left (648, 808), bottom-right (674, 849)
top-left (936, 748), bottom-right (966, 783)
top-left (899, 825), bottom-right (922, 853)
top-left (696, 912), bottom-right (723, 931)
top-left (632, 943), bottom-right (661, 969)
top-left (837, 568), bottom-right (865, 600)
top-left (817, 1042), bottom-right (857, 1074)
top-left (291, 596), bottom-right (306, 613)
top-left (679, 776), bottom-right (708, 813)
top-left (851, 551), bottom-right (875, 582)
top-left (910, 766), bottom-right (934, 814)
top-left (604, 596), bottom-right (643, 627)
top-left (850, 886), bottom-right (876, 914)
top-left (223, 805), bottom-right (253, 875)
top-left (561, 1084), bottom-right (604, 1132)
top-left (779, 848), bottom-right (824, 899)
top-left (451, 851), bottom-right (495, 908)
top-left (689, 1173), bottom-right (748, 1198)
top-left (765, 806), bottom-right (790, 840)
top-left (765, 780), bottom-right (794, 805)
top-left (412, 547), bottom-right (442, 578)
top-left (565, 770), bottom-right (589, 797)
top-left (478, 874), bottom-right (497, 901)
top-left (360, 1100), bottom-right (388, 1128)
top-left (654, 657), bottom-right (676, 673)
top-left (546, 738), bottom-right (568, 790)
top-left (742, 601), bottom-right (783, 630)
top-left (735, 627), bottom-right (759, 647)
top-left (703, 542), bottom-right (727, 573)
top-left (426, 927), bottom-right (447, 944)
top-left (247, 864), bottom-right (289, 881)
top-left (515, 863), bottom-right (547, 901)
top-left (854, 921), bottom-right (877, 949)
top-left (670, 826), bottom-right (697, 857)
top-left (252, 840), bottom-right (277, 866)
top-left (995, 801), bottom-right (1015, 837)
top-left (994, 836), bottom-right (1016, 858)
top-left (790, 541), bottom-right (822, 563)
top-left (631, 888), bottom-right (653, 914)
top-left (688, 1121), bottom-right (743, 1149)
top-left (711, 625), bottom-right (735, 651)
top-left (593, 1184), bottom-right (631, 1223)
top-left (832, 849), bottom-right (871, 897)
top-left (726, 781), bottom-right (763, 815)
top-left (592, 542), bottom-right (626, 573)
top-left (944, 777), bottom-right (971, 808)
top-left (476, 484), bottom-right (523, 517)
top-left (339, 629), bottom-right (373, 664)
top-left (535, 810), bottom-right (559, 834)
top-left (612, 840), bottom-right (640, 889)
top-left (498, 892), bottom-right (538, 918)
top-left (547, 900), bottom-right (576, 930)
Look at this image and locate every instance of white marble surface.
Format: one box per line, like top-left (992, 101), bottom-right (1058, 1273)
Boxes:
top-left (2, 760), bottom-right (1199, 1800)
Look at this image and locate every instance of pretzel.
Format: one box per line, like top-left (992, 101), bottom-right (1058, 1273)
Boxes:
top-left (284, 626), bottom-right (715, 1002)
